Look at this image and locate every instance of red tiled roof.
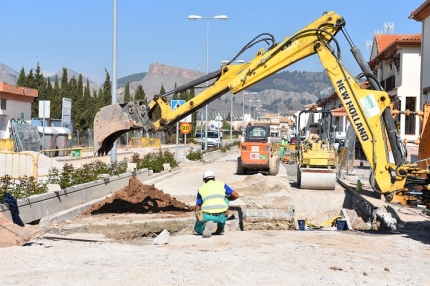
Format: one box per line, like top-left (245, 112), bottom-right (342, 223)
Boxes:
top-left (331, 107), bottom-right (347, 117)
top-left (374, 34), bottom-right (421, 54)
top-left (409, 0), bottom-right (430, 21)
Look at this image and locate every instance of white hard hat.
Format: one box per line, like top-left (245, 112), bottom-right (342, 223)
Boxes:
top-left (203, 170), bottom-right (215, 179)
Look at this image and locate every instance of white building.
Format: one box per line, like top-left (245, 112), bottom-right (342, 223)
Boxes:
top-left (0, 83), bottom-right (38, 139)
top-left (368, 33), bottom-right (422, 142)
top-left (410, 1), bottom-right (430, 105)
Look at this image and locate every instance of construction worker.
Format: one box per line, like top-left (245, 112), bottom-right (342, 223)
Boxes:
top-left (279, 135), bottom-right (288, 160)
top-left (194, 170), bottom-right (239, 238)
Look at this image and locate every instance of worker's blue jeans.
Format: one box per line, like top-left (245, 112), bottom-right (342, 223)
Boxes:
top-left (194, 198), bottom-right (229, 235)
top-left (279, 147), bottom-right (286, 158)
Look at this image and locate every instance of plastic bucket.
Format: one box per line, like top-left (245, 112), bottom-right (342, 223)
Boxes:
top-left (297, 220), bottom-right (305, 231)
top-left (337, 219), bottom-right (346, 231)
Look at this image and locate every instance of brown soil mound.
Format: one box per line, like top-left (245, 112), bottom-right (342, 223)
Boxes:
top-left (82, 177), bottom-right (192, 215)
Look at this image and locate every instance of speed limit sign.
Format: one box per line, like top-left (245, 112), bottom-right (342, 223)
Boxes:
top-left (179, 122), bottom-right (192, 135)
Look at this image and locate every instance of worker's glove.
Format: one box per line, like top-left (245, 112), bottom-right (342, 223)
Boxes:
top-left (195, 211), bottom-right (203, 222)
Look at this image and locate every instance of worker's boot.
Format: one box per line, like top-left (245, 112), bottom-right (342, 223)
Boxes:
top-left (202, 221), bottom-right (215, 238)
top-left (214, 225), bottom-right (224, 235)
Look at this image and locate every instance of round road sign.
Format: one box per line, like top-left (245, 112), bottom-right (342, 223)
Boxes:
top-left (179, 122), bottom-right (192, 135)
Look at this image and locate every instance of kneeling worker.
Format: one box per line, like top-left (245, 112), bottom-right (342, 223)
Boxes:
top-left (194, 170), bottom-right (239, 238)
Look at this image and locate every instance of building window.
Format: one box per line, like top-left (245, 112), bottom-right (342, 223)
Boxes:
top-left (1, 99), bottom-right (6, 110)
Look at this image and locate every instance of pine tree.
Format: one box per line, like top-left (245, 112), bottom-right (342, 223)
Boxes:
top-left (83, 79), bottom-right (92, 129)
top-left (51, 75), bottom-right (62, 119)
top-left (123, 81), bottom-right (131, 103)
top-left (17, 68), bottom-right (27, 87)
top-left (134, 84), bottom-right (146, 102)
top-left (96, 87), bottom-right (104, 111)
top-left (26, 69), bottom-right (36, 88)
top-left (102, 69), bottom-right (112, 107)
top-left (151, 84), bottom-right (164, 121)
top-left (60, 68), bottom-right (70, 121)
top-left (29, 63), bottom-right (47, 118)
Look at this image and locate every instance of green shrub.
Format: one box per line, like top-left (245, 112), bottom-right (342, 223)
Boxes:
top-left (0, 150), bottom-right (179, 201)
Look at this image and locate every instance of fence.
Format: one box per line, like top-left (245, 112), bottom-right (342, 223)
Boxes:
top-left (72, 129), bottom-right (168, 148)
top-left (1, 136), bottom-right (164, 182)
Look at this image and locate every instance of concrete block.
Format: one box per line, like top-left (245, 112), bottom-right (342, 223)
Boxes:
top-left (153, 229), bottom-right (169, 245)
top-left (127, 163), bottom-right (137, 172)
top-left (46, 184), bottom-right (61, 193)
top-left (163, 163), bottom-right (171, 171)
top-left (98, 174), bottom-right (110, 180)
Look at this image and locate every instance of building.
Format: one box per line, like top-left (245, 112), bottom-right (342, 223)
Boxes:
top-left (317, 31), bottom-right (422, 147)
top-left (0, 83), bottom-right (38, 139)
top-left (368, 33), bottom-right (422, 142)
top-left (410, 0), bottom-right (430, 107)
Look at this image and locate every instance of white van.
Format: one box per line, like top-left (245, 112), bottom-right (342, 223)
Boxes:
top-left (199, 130), bottom-right (222, 149)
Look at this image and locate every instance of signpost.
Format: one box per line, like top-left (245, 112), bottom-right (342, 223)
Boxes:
top-left (39, 100), bottom-right (51, 151)
top-left (61, 98), bottom-right (72, 127)
top-left (171, 100), bottom-right (186, 162)
top-left (179, 122), bottom-right (192, 135)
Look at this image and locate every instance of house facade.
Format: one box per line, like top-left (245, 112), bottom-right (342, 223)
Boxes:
top-left (410, 0), bottom-right (430, 108)
top-left (368, 33), bottom-right (422, 142)
top-left (0, 83), bottom-right (38, 139)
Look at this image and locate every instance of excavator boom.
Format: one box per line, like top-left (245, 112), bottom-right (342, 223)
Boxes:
top-left (94, 11), bottom-right (344, 155)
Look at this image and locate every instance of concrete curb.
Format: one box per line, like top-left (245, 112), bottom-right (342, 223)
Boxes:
top-left (38, 168), bottom-right (184, 226)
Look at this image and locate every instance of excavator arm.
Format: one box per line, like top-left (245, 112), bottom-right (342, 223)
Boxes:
top-left (94, 11), bottom-right (430, 206)
top-left (94, 11), bottom-right (345, 155)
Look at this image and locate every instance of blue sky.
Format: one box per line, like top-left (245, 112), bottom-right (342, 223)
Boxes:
top-left (2, 0), bottom-right (424, 84)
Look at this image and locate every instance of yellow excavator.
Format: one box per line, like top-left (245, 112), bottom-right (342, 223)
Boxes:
top-left (94, 11), bottom-right (430, 209)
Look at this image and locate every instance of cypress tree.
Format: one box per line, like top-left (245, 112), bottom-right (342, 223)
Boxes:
top-left (151, 84), bottom-right (164, 121)
top-left (51, 75), bottom-right (62, 119)
top-left (17, 68), bottom-right (27, 87)
top-left (102, 69), bottom-right (112, 107)
top-left (83, 79), bottom-right (92, 129)
top-left (134, 84), bottom-right (146, 102)
top-left (123, 81), bottom-right (131, 103)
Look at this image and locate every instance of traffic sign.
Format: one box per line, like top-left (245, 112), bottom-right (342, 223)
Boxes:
top-left (179, 122), bottom-right (192, 135)
top-left (171, 100), bottom-right (185, 111)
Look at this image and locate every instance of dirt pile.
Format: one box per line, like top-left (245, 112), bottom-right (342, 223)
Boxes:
top-left (81, 177), bottom-right (192, 215)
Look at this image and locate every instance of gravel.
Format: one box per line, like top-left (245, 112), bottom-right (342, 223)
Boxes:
top-left (0, 230), bottom-right (429, 285)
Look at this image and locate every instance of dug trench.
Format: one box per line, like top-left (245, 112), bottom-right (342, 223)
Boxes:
top-left (44, 171), bottom-right (382, 242)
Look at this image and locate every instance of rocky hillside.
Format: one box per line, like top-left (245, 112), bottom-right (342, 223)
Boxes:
top-left (0, 63), bottom-right (19, 84)
top-left (126, 63), bottom-right (205, 99)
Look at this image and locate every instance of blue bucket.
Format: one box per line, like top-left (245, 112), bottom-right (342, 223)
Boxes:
top-left (297, 220), bottom-right (305, 231)
top-left (337, 219), bottom-right (346, 231)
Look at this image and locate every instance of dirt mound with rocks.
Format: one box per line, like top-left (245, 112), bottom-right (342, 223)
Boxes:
top-left (82, 177), bottom-right (192, 215)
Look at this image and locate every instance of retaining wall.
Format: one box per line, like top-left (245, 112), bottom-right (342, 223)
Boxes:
top-left (0, 168), bottom-right (180, 224)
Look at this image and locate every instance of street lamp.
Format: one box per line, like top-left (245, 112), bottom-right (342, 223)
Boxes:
top-left (222, 60), bottom-right (244, 143)
top-left (189, 14), bottom-right (228, 150)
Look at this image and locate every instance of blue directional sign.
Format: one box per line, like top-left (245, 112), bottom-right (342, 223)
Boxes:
top-left (171, 100), bottom-right (186, 111)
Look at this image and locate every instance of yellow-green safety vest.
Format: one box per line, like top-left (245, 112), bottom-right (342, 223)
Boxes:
top-left (198, 180), bottom-right (228, 214)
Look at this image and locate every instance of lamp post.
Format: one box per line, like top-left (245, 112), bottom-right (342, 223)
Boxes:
top-left (243, 92), bottom-right (249, 129)
top-left (189, 14), bottom-right (227, 150)
top-left (222, 60), bottom-right (244, 143)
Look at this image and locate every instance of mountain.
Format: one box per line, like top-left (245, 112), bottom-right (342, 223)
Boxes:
top-left (117, 72), bottom-right (146, 86)
top-left (0, 62), bottom-right (331, 118)
top-left (0, 63), bottom-right (19, 84)
top-left (127, 63), bottom-right (205, 99)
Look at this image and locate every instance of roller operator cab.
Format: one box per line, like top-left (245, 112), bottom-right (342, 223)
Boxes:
top-left (236, 124), bottom-right (279, 175)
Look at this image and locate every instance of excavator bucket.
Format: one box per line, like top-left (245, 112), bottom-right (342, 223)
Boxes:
top-left (93, 101), bottom-right (154, 156)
